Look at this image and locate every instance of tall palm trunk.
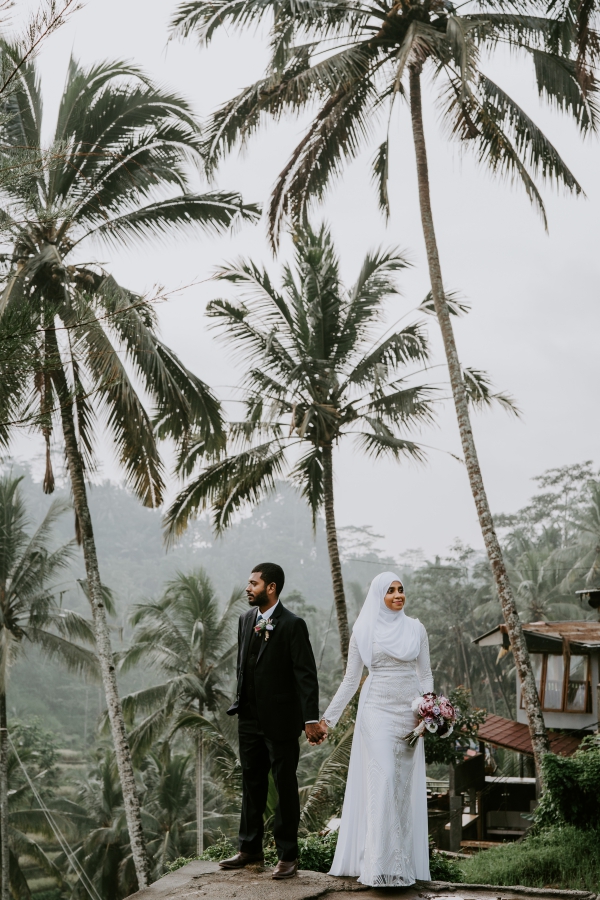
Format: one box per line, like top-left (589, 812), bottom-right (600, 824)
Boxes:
top-left (196, 702), bottom-right (204, 855)
top-left (0, 691), bottom-right (9, 900)
top-left (48, 329), bottom-right (151, 887)
top-left (408, 64), bottom-right (550, 776)
top-left (322, 444), bottom-right (350, 663)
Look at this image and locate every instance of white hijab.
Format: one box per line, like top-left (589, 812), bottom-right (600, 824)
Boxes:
top-left (353, 571), bottom-right (422, 668)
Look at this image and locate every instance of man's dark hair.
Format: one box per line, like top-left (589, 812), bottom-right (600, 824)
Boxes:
top-left (252, 562), bottom-right (285, 597)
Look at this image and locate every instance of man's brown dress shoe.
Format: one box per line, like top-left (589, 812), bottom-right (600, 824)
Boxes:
top-left (218, 851), bottom-right (264, 869)
top-left (272, 859), bottom-right (298, 879)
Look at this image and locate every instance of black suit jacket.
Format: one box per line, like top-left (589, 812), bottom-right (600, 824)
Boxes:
top-left (227, 602), bottom-right (320, 740)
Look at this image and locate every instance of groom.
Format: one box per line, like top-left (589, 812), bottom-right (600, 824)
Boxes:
top-left (220, 562), bottom-right (325, 879)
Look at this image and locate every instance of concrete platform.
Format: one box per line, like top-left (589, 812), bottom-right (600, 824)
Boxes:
top-left (127, 861), bottom-right (598, 900)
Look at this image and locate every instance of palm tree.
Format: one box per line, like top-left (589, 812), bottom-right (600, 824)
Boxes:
top-left (565, 481), bottom-right (600, 589)
top-left (509, 537), bottom-right (581, 621)
top-left (168, 0), bottom-right (594, 771)
top-left (69, 749), bottom-right (139, 900)
top-left (142, 744), bottom-right (197, 876)
top-left (165, 224), bottom-right (507, 661)
top-left (120, 570), bottom-right (242, 855)
top-left (0, 43), bottom-right (259, 884)
top-left (0, 473), bottom-right (97, 900)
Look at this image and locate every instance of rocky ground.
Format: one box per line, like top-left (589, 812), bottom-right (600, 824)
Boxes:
top-left (127, 861), bottom-right (598, 900)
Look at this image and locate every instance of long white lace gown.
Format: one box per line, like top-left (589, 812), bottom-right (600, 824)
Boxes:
top-left (323, 626), bottom-right (433, 886)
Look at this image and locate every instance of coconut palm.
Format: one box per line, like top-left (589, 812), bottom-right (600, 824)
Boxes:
top-left (0, 473), bottom-right (97, 900)
top-left (141, 744), bottom-right (197, 876)
top-left (565, 481), bottom-right (600, 589)
top-left (510, 537), bottom-right (581, 621)
top-left (68, 750), bottom-right (139, 900)
top-left (120, 570), bottom-right (243, 854)
top-left (165, 224), bottom-right (508, 661)
top-left (0, 43), bottom-right (259, 884)
top-left (168, 0), bottom-right (594, 770)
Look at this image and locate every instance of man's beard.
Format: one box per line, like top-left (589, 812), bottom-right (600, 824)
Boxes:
top-left (247, 588), bottom-right (269, 607)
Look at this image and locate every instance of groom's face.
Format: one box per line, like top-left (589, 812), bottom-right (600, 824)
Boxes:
top-left (246, 571), bottom-right (273, 607)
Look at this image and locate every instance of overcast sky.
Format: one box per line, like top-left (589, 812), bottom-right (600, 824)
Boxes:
top-left (10, 0), bottom-right (600, 561)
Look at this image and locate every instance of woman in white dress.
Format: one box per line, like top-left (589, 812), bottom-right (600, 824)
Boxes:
top-left (319, 572), bottom-right (433, 887)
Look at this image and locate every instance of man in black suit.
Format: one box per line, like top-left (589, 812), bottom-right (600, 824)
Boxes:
top-left (219, 562), bottom-right (325, 880)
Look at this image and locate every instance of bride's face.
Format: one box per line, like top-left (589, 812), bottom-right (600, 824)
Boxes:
top-left (384, 580), bottom-right (406, 612)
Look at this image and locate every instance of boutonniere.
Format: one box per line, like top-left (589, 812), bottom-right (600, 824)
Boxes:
top-left (254, 617), bottom-right (276, 641)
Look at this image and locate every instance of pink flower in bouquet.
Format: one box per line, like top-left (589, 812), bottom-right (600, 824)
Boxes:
top-left (439, 698), bottom-right (454, 718)
top-left (404, 692), bottom-right (457, 746)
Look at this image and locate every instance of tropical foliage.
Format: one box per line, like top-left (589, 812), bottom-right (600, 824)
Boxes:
top-left (0, 474), bottom-right (96, 900)
top-left (0, 41), bottom-right (259, 886)
top-left (165, 223), bottom-right (508, 660)
top-left (119, 570), bottom-right (244, 853)
top-left (3, 463), bottom-right (600, 899)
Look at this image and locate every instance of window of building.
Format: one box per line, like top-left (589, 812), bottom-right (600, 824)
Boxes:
top-left (521, 652), bottom-right (591, 713)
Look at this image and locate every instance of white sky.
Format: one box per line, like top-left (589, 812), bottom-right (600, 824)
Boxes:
top-left (10, 0), bottom-right (600, 560)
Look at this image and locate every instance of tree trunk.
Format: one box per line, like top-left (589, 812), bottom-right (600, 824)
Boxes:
top-left (49, 336), bottom-right (151, 888)
top-left (196, 720), bottom-right (204, 856)
top-left (408, 64), bottom-right (550, 776)
top-left (477, 646), bottom-right (498, 715)
top-left (0, 692), bottom-right (9, 900)
top-left (322, 444), bottom-right (350, 663)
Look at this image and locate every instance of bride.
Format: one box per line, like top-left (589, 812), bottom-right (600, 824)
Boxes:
top-left (319, 572), bottom-right (432, 887)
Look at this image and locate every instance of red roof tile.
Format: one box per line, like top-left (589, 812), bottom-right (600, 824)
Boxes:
top-left (478, 714), bottom-right (583, 757)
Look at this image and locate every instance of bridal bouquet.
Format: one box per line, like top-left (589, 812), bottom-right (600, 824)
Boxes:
top-left (404, 692), bottom-right (456, 747)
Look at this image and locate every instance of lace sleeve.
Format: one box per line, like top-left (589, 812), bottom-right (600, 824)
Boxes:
top-left (321, 634), bottom-right (365, 727)
top-left (416, 623), bottom-right (434, 694)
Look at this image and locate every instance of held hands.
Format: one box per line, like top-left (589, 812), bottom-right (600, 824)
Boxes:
top-left (305, 720), bottom-right (328, 746)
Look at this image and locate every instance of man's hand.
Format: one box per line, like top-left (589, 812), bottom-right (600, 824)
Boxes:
top-left (305, 720), bottom-right (328, 746)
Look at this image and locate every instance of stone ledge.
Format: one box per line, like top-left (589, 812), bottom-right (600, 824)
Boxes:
top-left (126, 862), bottom-right (598, 900)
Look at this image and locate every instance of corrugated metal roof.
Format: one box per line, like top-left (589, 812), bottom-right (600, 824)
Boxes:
top-left (478, 714), bottom-right (583, 757)
top-left (474, 620), bottom-right (600, 649)
top-left (522, 621), bottom-right (600, 645)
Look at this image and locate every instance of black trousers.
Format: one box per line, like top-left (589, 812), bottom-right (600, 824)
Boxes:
top-left (238, 713), bottom-right (300, 861)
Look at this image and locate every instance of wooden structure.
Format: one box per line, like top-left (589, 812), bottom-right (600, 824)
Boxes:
top-left (442, 618), bottom-right (600, 852)
top-left (474, 621), bottom-right (600, 731)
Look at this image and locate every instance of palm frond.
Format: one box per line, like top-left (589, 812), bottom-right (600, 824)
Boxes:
top-left (355, 427), bottom-right (425, 462)
top-left (290, 445), bottom-right (324, 527)
top-left (300, 723), bottom-right (354, 831)
top-left (83, 194), bottom-right (261, 250)
top-left (530, 48), bottom-right (599, 132)
top-left (342, 323), bottom-right (429, 390)
top-left (268, 51), bottom-right (383, 246)
top-left (164, 441), bottom-right (288, 539)
top-left (418, 289), bottom-right (471, 317)
top-left (462, 366), bottom-right (520, 416)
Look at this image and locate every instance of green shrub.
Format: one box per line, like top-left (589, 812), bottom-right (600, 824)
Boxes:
top-left (262, 830), bottom-right (338, 871)
top-left (535, 736), bottom-right (600, 829)
top-left (164, 830), bottom-right (339, 874)
top-left (459, 825), bottom-right (600, 891)
top-left (299, 831), bottom-right (338, 872)
top-left (429, 851), bottom-right (463, 882)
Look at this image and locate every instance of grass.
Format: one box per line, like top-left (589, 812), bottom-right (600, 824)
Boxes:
top-left (165, 825), bottom-right (600, 890)
top-left (458, 826), bottom-right (600, 891)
